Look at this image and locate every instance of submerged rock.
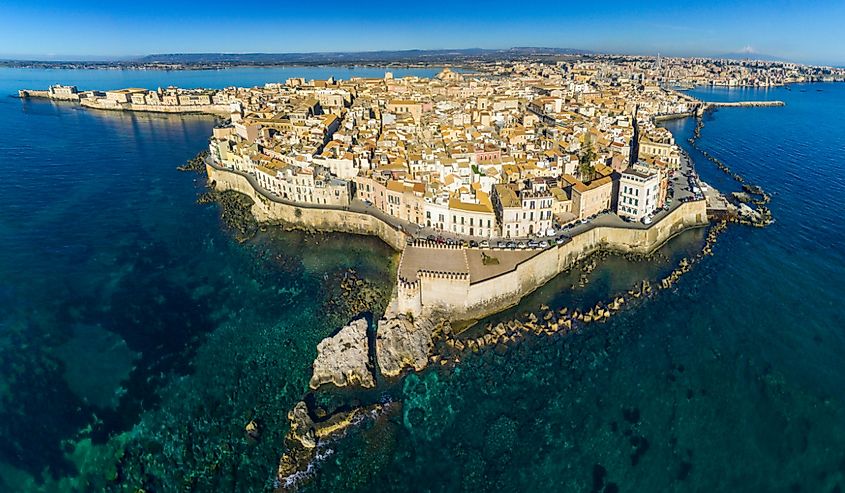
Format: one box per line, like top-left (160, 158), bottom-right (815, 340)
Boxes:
top-left (309, 319), bottom-right (375, 390)
top-left (376, 315), bottom-right (434, 377)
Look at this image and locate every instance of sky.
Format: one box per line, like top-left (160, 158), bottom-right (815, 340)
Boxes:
top-left (1, 0), bottom-right (843, 66)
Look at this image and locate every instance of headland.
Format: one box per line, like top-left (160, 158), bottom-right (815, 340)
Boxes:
top-left (20, 53), bottom-right (794, 490)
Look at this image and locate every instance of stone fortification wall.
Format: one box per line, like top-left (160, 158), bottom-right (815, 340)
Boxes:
top-left (18, 90), bottom-right (51, 98)
top-left (80, 99), bottom-right (232, 116)
top-left (206, 164), bottom-right (407, 251)
top-left (401, 200), bottom-right (708, 320)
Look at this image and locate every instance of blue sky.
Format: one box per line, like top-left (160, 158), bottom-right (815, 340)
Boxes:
top-left (1, 0), bottom-right (843, 65)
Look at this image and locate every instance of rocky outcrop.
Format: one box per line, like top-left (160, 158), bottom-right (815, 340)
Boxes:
top-left (309, 318), bottom-right (374, 390)
top-left (287, 401), bottom-right (316, 449)
top-left (276, 401), bottom-right (388, 492)
top-left (376, 315), bottom-right (434, 377)
top-left (177, 150), bottom-right (208, 172)
top-left (197, 189), bottom-right (258, 243)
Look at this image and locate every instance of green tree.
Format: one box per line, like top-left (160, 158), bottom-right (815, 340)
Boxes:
top-left (578, 142), bottom-right (596, 181)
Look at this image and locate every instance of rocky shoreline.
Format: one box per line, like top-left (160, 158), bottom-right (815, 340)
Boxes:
top-left (271, 217), bottom-right (730, 491)
top-left (176, 150), bottom-right (209, 172)
top-left (197, 188), bottom-right (258, 243)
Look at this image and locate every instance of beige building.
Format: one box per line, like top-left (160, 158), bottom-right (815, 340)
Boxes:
top-left (564, 175), bottom-right (614, 219)
top-left (492, 183), bottom-right (554, 238)
top-left (386, 100), bottom-right (423, 123)
top-left (256, 163), bottom-right (350, 207)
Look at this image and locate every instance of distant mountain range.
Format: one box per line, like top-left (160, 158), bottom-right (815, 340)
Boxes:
top-left (136, 47), bottom-right (592, 65)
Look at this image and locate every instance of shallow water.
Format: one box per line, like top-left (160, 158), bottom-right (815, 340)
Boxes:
top-left (0, 69), bottom-right (843, 492)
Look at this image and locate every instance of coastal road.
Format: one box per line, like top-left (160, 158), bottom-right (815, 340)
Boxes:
top-left (207, 156), bottom-right (705, 250)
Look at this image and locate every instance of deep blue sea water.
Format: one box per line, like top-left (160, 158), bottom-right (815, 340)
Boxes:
top-left (1, 69), bottom-right (844, 492)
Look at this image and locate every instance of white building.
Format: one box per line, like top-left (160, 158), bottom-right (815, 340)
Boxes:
top-left (617, 164), bottom-right (661, 221)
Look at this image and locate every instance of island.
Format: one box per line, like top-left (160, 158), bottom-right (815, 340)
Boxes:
top-left (19, 53), bottom-right (795, 490)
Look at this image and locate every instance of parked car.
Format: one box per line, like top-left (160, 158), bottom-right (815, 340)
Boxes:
top-left (480, 240), bottom-right (490, 248)
top-left (545, 228), bottom-right (556, 237)
top-left (517, 241), bottom-right (527, 249)
top-left (556, 235), bottom-right (568, 244)
top-left (469, 240), bottom-right (479, 248)
top-left (497, 241), bottom-right (507, 248)
top-left (528, 240), bottom-right (539, 249)
top-left (426, 235), bottom-right (436, 242)
top-left (642, 216), bottom-right (653, 225)
top-left (539, 240), bottom-right (549, 248)
top-left (506, 241), bottom-right (516, 249)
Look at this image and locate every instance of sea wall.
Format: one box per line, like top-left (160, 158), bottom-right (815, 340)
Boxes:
top-left (654, 111), bottom-right (696, 122)
top-left (206, 164), bottom-right (408, 251)
top-left (401, 200), bottom-right (708, 320)
top-left (80, 99), bottom-right (232, 116)
top-left (18, 89), bottom-right (52, 99)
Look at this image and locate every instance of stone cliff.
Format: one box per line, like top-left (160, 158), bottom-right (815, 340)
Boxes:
top-left (309, 319), bottom-right (374, 390)
top-left (376, 315), bottom-right (434, 377)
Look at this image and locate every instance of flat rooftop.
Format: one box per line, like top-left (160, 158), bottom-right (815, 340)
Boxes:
top-left (398, 244), bottom-right (539, 284)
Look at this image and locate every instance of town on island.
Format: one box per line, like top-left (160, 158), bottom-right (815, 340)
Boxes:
top-left (21, 54), bottom-right (824, 489)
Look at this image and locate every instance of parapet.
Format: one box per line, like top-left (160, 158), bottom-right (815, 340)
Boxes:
top-left (417, 270), bottom-right (470, 281)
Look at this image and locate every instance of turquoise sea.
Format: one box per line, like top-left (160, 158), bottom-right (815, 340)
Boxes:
top-left (0, 68), bottom-right (843, 492)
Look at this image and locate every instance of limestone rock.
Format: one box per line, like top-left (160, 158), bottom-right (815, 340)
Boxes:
top-left (287, 401), bottom-right (316, 449)
top-left (309, 318), bottom-right (374, 390)
top-left (376, 315), bottom-right (434, 377)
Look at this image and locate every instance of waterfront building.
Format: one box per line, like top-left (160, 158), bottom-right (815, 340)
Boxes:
top-left (491, 183), bottom-right (554, 238)
top-left (617, 163), bottom-right (662, 221)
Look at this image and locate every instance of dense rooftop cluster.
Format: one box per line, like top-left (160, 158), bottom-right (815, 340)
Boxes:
top-left (203, 56), bottom-right (826, 239)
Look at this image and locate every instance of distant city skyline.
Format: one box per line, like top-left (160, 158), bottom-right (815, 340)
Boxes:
top-left (2, 0), bottom-right (844, 66)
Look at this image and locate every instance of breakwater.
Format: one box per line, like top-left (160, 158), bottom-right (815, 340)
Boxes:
top-left (434, 219), bottom-right (729, 362)
top-left (688, 116), bottom-right (774, 227)
top-left (708, 101), bottom-right (785, 108)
